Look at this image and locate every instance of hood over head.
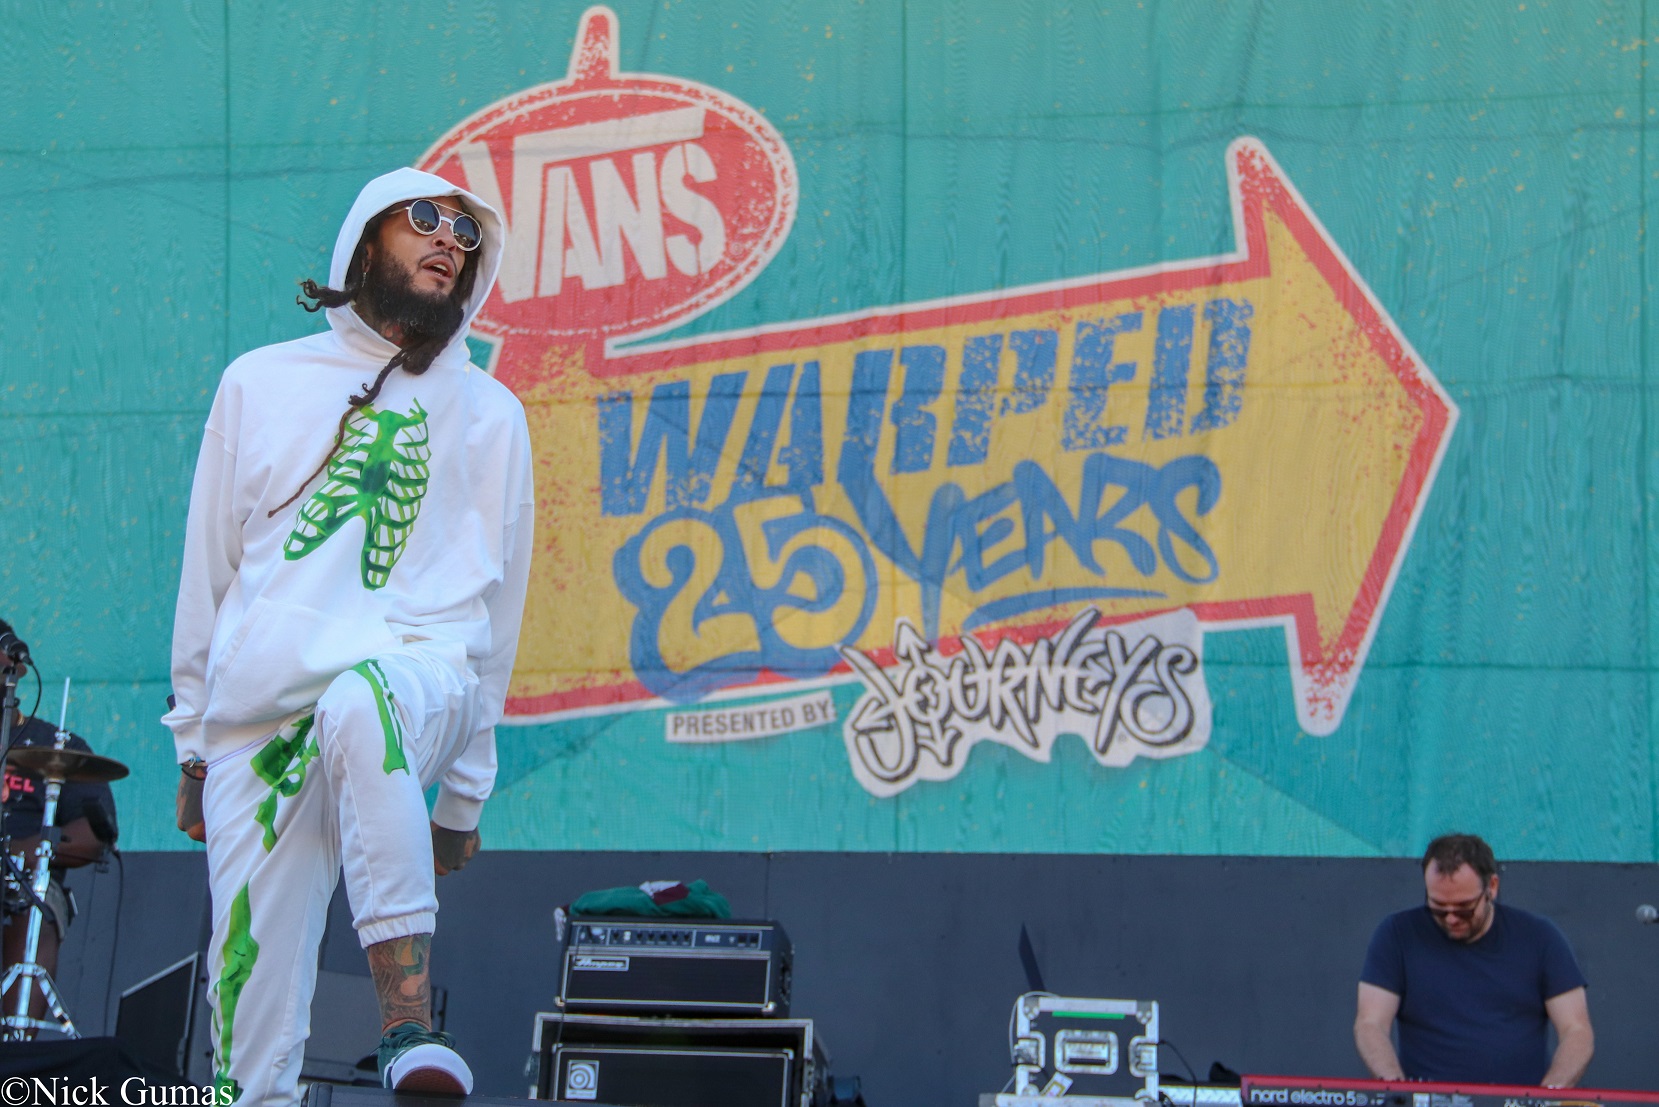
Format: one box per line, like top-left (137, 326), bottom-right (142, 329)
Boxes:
top-left (323, 166), bottom-right (504, 368)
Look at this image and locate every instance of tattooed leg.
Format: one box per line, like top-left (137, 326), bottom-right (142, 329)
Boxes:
top-left (366, 933), bottom-right (433, 1031)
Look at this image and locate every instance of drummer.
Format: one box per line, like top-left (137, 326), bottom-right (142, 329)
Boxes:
top-left (2, 700), bottom-right (119, 1028)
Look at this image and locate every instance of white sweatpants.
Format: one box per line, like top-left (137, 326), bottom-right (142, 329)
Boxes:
top-left (201, 643), bottom-right (480, 1105)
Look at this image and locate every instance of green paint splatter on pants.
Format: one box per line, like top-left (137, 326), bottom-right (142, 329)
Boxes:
top-left (352, 658), bottom-right (409, 774)
top-left (211, 883), bottom-right (259, 1099)
top-left (251, 714), bottom-right (319, 852)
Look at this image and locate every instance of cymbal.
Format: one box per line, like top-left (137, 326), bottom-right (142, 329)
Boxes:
top-left (6, 747), bottom-right (129, 784)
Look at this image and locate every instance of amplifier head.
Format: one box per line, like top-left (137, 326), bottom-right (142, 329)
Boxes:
top-left (559, 917), bottom-right (792, 1017)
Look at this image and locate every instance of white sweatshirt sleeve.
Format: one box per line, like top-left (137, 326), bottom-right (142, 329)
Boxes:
top-left (163, 407), bottom-right (242, 763)
top-left (432, 416), bottom-right (535, 832)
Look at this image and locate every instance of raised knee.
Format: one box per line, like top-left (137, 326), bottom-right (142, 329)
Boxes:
top-left (316, 662), bottom-right (412, 773)
top-left (315, 670), bottom-right (366, 733)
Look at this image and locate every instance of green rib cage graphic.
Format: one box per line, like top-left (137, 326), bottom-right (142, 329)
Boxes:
top-left (283, 401), bottom-right (430, 589)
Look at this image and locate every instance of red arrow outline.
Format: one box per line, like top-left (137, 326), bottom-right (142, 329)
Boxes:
top-left (498, 138), bottom-right (1458, 736)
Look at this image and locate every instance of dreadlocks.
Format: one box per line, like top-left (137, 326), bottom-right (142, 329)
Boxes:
top-left (270, 202), bottom-right (480, 518)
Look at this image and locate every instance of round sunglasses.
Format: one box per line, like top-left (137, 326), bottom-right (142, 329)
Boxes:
top-left (401, 199), bottom-right (482, 252)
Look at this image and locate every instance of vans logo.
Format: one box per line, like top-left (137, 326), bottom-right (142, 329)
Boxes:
top-left (418, 4), bottom-right (796, 346)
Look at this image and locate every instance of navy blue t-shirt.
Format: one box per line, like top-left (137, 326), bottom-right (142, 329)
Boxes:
top-left (1360, 902), bottom-right (1586, 1084)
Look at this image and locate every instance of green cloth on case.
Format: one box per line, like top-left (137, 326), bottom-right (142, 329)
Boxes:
top-left (570, 879), bottom-right (731, 919)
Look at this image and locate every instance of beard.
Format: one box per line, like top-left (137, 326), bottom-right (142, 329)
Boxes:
top-left (360, 253), bottom-right (466, 347)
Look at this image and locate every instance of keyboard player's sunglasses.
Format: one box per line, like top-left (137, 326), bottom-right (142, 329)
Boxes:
top-left (1425, 888), bottom-right (1490, 921)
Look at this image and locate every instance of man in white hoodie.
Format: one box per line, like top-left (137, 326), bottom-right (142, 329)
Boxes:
top-left (165, 168), bottom-right (534, 1101)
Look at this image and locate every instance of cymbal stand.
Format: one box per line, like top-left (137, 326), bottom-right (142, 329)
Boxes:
top-left (0, 674), bottom-right (78, 1039)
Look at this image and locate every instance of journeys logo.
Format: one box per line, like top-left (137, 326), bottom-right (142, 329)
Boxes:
top-left (842, 609), bottom-right (1209, 797)
top-left (418, 7), bottom-right (1457, 794)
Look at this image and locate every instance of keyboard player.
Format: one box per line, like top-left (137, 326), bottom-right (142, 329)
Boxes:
top-left (1353, 834), bottom-right (1593, 1086)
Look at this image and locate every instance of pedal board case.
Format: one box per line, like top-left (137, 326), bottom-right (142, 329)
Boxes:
top-left (1007, 993), bottom-right (1159, 1104)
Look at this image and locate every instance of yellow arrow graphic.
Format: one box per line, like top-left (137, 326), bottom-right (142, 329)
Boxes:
top-left (498, 140), bottom-right (1456, 736)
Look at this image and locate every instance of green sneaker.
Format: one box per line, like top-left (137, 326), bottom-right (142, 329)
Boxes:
top-left (377, 1021), bottom-right (474, 1095)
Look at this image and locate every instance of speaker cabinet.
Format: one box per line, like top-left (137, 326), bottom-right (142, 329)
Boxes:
top-left (533, 1012), bottom-right (826, 1107)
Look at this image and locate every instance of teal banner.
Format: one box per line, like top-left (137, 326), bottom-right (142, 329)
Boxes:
top-left (4, 2), bottom-right (1654, 858)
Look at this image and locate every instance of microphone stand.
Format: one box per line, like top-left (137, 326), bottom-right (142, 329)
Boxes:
top-left (0, 666), bottom-right (56, 939)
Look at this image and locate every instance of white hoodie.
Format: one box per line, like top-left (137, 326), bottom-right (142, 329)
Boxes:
top-left (164, 168), bottom-right (534, 831)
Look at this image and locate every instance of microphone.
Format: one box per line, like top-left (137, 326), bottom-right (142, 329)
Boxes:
top-left (1638, 905), bottom-right (1658, 925)
top-left (0, 619), bottom-right (29, 666)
